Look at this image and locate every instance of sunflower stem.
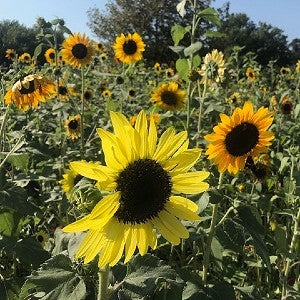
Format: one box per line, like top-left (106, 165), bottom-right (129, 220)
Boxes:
top-left (97, 265), bottom-right (110, 300)
top-left (0, 104), bottom-right (10, 152)
top-left (202, 172), bottom-right (224, 285)
top-left (80, 67), bottom-right (85, 158)
top-left (197, 76), bottom-right (207, 133)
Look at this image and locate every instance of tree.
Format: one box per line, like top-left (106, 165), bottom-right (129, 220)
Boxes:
top-left (289, 38), bottom-right (300, 61)
top-left (87, 0), bottom-right (212, 64)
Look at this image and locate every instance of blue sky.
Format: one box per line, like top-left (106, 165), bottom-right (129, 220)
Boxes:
top-left (0, 0), bottom-right (299, 41)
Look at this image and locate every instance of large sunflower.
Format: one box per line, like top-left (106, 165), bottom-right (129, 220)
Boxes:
top-left (4, 74), bottom-right (56, 110)
top-left (151, 81), bottom-right (186, 110)
top-left (5, 49), bottom-right (17, 61)
top-left (45, 48), bottom-right (56, 65)
top-left (205, 101), bottom-right (274, 174)
top-left (62, 33), bottom-right (95, 68)
top-left (65, 115), bottom-right (81, 140)
top-left (113, 33), bottom-right (145, 64)
top-left (63, 111), bottom-right (209, 267)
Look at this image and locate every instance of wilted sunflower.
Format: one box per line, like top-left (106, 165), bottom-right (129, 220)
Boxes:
top-left (281, 96), bottom-right (293, 115)
top-left (62, 33), bottom-right (95, 68)
top-left (83, 89), bottom-right (93, 101)
top-left (205, 101), bottom-right (274, 174)
top-left (154, 62), bottom-right (161, 74)
top-left (199, 49), bottom-right (225, 83)
top-left (4, 74), bottom-right (56, 110)
top-left (60, 165), bottom-right (83, 199)
top-left (36, 230), bottom-right (49, 247)
top-left (102, 89), bottom-right (111, 98)
top-left (151, 81), bottom-right (186, 110)
top-left (280, 67), bottom-right (291, 75)
top-left (45, 48), bottom-right (56, 65)
top-left (113, 33), bottom-right (145, 64)
top-left (246, 67), bottom-right (256, 81)
top-left (63, 110), bottom-right (209, 267)
top-left (165, 68), bottom-right (174, 78)
top-left (5, 49), bottom-right (17, 61)
top-left (65, 115), bottom-right (81, 140)
top-left (19, 52), bottom-right (32, 64)
top-left (227, 92), bottom-right (241, 105)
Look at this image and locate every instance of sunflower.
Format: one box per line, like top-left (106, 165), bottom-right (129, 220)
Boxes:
top-left (4, 74), bottom-right (56, 111)
top-left (19, 52), bottom-right (32, 64)
top-left (62, 110), bottom-right (209, 267)
top-left (154, 62), bottom-right (161, 74)
top-left (199, 49), bottom-right (225, 83)
top-left (280, 67), bottom-right (291, 75)
top-left (271, 96), bottom-right (277, 113)
top-left (84, 89), bottom-right (93, 101)
top-left (65, 115), bottom-right (81, 140)
top-left (113, 33), bottom-right (145, 64)
top-left (95, 42), bottom-right (104, 52)
top-left (100, 53), bottom-right (108, 61)
top-left (57, 84), bottom-right (70, 101)
top-left (227, 92), bottom-right (242, 105)
top-left (62, 33), bottom-right (95, 68)
top-left (165, 68), bottom-right (174, 78)
top-left (205, 101), bottom-right (274, 174)
top-left (60, 165), bottom-right (83, 199)
top-left (102, 89), bottom-right (111, 98)
top-left (151, 81), bottom-right (186, 110)
top-left (36, 230), bottom-right (49, 247)
top-left (128, 88), bottom-right (135, 98)
top-left (246, 67), bottom-right (256, 81)
top-left (5, 49), bottom-right (17, 61)
top-left (45, 48), bottom-right (56, 65)
top-left (281, 96), bottom-right (293, 115)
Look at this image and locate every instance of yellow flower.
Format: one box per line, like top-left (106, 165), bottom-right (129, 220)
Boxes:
top-left (36, 230), bottom-right (49, 247)
top-left (280, 67), bottom-right (291, 75)
top-left (227, 92), bottom-right (242, 105)
top-left (154, 62), bottom-right (161, 74)
top-left (5, 49), bottom-right (17, 61)
top-left (102, 89), bottom-right (111, 98)
top-left (63, 111), bottom-right (209, 267)
top-left (151, 82), bottom-right (186, 110)
top-left (205, 102), bottom-right (274, 174)
top-left (199, 49), bottom-right (225, 83)
top-left (60, 165), bottom-right (82, 199)
top-left (246, 67), bottom-right (256, 81)
top-left (130, 113), bottom-right (160, 127)
top-left (280, 96), bottom-right (293, 115)
top-left (62, 33), bottom-right (95, 68)
top-left (65, 115), bottom-right (81, 140)
top-left (113, 33), bottom-right (145, 64)
top-left (19, 52), bottom-right (32, 64)
top-left (4, 74), bottom-right (56, 111)
top-left (165, 68), bottom-right (175, 78)
top-left (45, 48), bottom-right (56, 65)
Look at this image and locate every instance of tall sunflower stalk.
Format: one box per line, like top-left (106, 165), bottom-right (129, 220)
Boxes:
top-left (80, 67), bottom-right (85, 157)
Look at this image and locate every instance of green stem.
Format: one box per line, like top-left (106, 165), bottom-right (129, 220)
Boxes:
top-left (97, 265), bottom-right (110, 300)
top-left (0, 105), bottom-right (10, 152)
top-left (202, 172), bottom-right (224, 284)
top-left (197, 76), bottom-right (207, 133)
top-left (80, 67), bottom-right (85, 158)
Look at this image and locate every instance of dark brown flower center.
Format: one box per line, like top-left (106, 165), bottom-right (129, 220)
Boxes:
top-left (225, 122), bottom-right (259, 157)
top-left (37, 235), bottom-right (44, 242)
top-left (129, 89), bottom-right (135, 97)
top-left (115, 159), bottom-right (172, 224)
top-left (58, 86), bottom-right (68, 95)
top-left (49, 52), bottom-right (55, 60)
top-left (74, 175), bottom-right (83, 185)
top-left (84, 90), bottom-right (92, 100)
top-left (123, 40), bottom-right (137, 55)
top-left (282, 102), bottom-right (292, 114)
top-left (72, 43), bottom-right (88, 59)
top-left (68, 119), bottom-right (79, 130)
top-left (19, 80), bottom-right (35, 94)
top-left (161, 91), bottom-right (177, 106)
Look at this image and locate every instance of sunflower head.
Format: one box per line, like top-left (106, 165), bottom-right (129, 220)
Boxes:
top-left (280, 67), bottom-right (291, 75)
top-left (19, 53), bottom-right (32, 64)
top-left (4, 74), bottom-right (56, 110)
top-left (102, 89), bottom-right (111, 98)
top-left (281, 96), bottom-right (293, 115)
top-left (5, 49), bottom-right (17, 61)
top-left (60, 165), bottom-right (83, 199)
top-left (65, 115), bottom-right (81, 140)
top-left (62, 110), bottom-right (209, 267)
top-left (128, 88), bottom-right (135, 97)
top-left (36, 230), bottom-right (49, 247)
top-left (151, 81), bottom-right (186, 111)
top-left (45, 48), bottom-right (56, 65)
top-left (100, 53), bottom-right (108, 61)
top-left (113, 33), bottom-right (145, 64)
top-left (246, 67), bottom-right (255, 81)
top-left (62, 33), bottom-right (95, 68)
top-left (227, 92), bottom-right (241, 105)
top-left (205, 102), bottom-right (274, 174)
top-left (154, 62), bottom-right (161, 74)
top-left (165, 68), bottom-right (174, 78)
top-left (84, 89), bottom-right (93, 101)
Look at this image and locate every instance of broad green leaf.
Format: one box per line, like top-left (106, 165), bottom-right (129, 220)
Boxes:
top-left (171, 25), bottom-right (190, 45)
top-left (34, 43), bottom-right (43, 58)
top-left (205, 31), bottom-right (226, 38)
top-left (0, 209), bottom-right (22, 237)
top-left (184, 42), bottom-right (202, 57)
top-left (274, 225), bottom-right (287, 254)
top-left (176, 58), bottom-right (189, 80)
top-left (197, 192), bottom-right (209, 213)
top-left (192, 54), bottom-right (201, 67)
top-left (169, 45), bottom-right (185, 54)
top-left (198, 8), bottom-right (221, 27)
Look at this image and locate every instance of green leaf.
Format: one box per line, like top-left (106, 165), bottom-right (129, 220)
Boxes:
top-left (198, 8), bottom-right (221, 27)
top-left (106, 98), bottom-right (119, 112)
top-left (208, 188), bottom-right (223, 204)
top-left (274, 225), bottom-right (287, 254)
top-left (34, 43), bottom-right (43, 58)
top-left (176, 58), bottom-right (189, 80)
top-left (184, 42), bottom-right (202, 57)
top-left (171, 25), bottom-right (190, 45)
top-left (176, 0), bottom-right (187, 17)
top-left (169, 45), bottom-right (185, 54)
top-left (20, 254), bottom-right (86, 300)
top-left (197, 192), bottom-right (209, 213)
top-left (192, 54), bottom-right (201, 67)
top-left (0, 209), bottom-right (22, 237)
top-left (58, 24), bottom-right (72, 35)
top-left (205, 31), bottom-right (226, 38)
top-left (7, 153), bottom-right (29, 171)
top-left (51, 18), bottom-right (61, 25)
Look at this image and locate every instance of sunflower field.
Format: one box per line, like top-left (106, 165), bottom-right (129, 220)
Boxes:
top-left (0, 1), bottom-right (299, 300)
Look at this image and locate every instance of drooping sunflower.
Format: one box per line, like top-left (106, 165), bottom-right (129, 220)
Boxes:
top-left (151, 81), bottom-right (187, 110)
top-left (113, 33), bottom-right (145, 64)
top-left (205, 101), bottom-right (274, 174)
top-left (19, 52), bottom-right (32, 64)
top-left (45, 48), bottom-right (56, 65)
top-left (246, 67), bottom-right (256, 81)
top-left (63, 110), bottom-right (209, 267)
top-left (65, 115), bottom-right (81, 140)
top-left (199, 49), bottom-right (225, 83)
top-left (4, 74), bottom-right (56, 111)
top-left (5, 49), bottom-right (17, 61)
top-left (60, 165), bottom-right (82, 200)
top-left (62, 33), bottom-right (95, 68)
